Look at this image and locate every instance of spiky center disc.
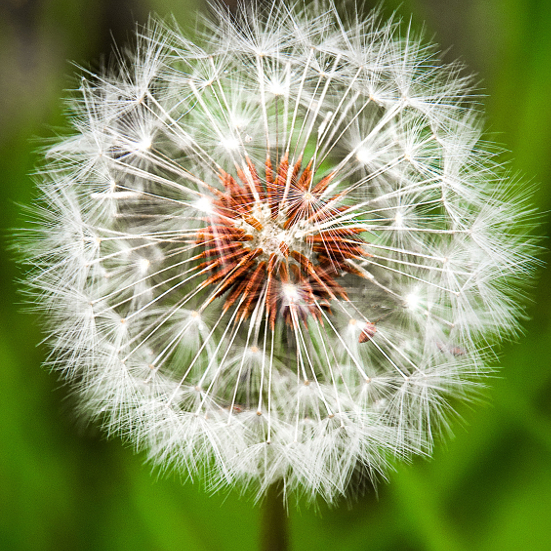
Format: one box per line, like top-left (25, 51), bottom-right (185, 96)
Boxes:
top-left (196, 153), bottom-right (376, 340)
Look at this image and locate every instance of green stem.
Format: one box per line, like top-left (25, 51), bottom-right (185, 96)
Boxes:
top-left (259, 482), bottom-right (289, 551)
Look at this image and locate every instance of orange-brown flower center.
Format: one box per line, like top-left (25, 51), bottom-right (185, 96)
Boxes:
top-left (195, 153), bottom-right (375, 340)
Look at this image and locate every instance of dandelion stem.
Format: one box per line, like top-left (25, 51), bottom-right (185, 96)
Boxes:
top-left (259, 482), bottom-right (289, 551)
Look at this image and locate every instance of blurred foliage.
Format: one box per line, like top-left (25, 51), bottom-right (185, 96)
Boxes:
top-left (1, 0), bottom-right (550, 550)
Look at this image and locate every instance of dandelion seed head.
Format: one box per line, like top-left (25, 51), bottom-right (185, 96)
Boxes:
top-left (21, 1), bottom-right (537, 503)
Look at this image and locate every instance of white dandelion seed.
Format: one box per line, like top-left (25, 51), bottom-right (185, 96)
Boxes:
top-left (21, 1), bottom-right (537, 503)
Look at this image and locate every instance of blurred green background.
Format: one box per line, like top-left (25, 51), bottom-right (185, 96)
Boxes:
top-left (1, 0), bottom-right (550, 549)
